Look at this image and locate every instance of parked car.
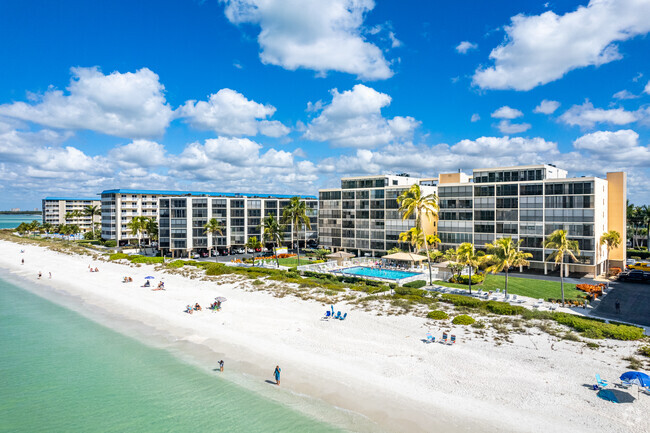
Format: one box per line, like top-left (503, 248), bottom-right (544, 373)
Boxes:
top-left (192, 253), bottom-right (200, 259)
top-left (618, 270), bottom-right (650, 282)
top-left (255, 247), bottom-right (262, 252)
top-left (219, 250), bottom-right (230, 256)
top-left (235, 248), bottom-right (245, 254)
top-left (626, 258), bottom-right (636, 266)
top-left (627, 262), bottom-right (650, 272)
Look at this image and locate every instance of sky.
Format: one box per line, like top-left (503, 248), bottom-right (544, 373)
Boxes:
top-left (1, 0), bottom-right (649, 210)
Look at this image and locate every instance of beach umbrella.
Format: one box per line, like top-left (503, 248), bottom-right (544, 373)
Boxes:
top-left (215, 296), bottom-right (227, 302)
top-left (144, 276), bottom-right (155, 280)
top-left (620, 371), bottom-right (650, 388)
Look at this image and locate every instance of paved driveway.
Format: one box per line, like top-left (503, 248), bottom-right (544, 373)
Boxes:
top-left (592, 280), bottom-right (650, 327)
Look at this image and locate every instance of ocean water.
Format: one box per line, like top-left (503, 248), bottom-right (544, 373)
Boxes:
top-left (0, 214), bottom-right (41, 229)
top-left (0, 276), bottom-right (342, 433)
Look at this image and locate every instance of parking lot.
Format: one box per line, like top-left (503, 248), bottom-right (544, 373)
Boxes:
top-left (593, 280), bottom-right (650, 327)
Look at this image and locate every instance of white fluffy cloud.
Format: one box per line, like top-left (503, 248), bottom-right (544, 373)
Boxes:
top-left (612, 90), bottom-right (639, 100)
top-left (471, 113), bottom-right (480, 122)
top-left (456, 41), bottom-right (478, 54)
top-left (644, 81), bottom-right (650, 94)
top-left (304, 84), bottom-right (419, 148)
top-left (573, 129), bottom-right (650, 164)
top-left (473, 0), bottom-right (650, 90)
top-left (491, 106), bottom-right (523, 119)
top-left (559, 101), bottom-right (637, 128)
top-left (220, 0), bottom-right (393, 80)
top-left (108, 140), bottom-right (167, 168)
top-left (496, 120), bottom-right (531, 134)
top-left (178, 88), bottom-right (289, 137)
top-left (0, 67), bottom-right (173, 138)
top-left (533, 99), bottom-right (561, 114)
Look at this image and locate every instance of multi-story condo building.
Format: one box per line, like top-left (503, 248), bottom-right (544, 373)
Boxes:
top-left (318, 174), bottom-right (437, 257)
top-left (100, 189), bottom-right (163, 244)
top-left (42, 197), bottom-right (101, 232)
top-left (157, 194), bottom-right (318, 257)
top-left (437, 164), bottom-right (626, 277)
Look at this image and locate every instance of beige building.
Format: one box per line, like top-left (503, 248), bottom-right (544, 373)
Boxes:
top-left (42, 197), bottom-right (101, 232)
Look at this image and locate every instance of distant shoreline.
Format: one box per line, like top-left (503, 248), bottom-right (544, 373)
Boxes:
top-left (0, 211), bottom-right (41, 215)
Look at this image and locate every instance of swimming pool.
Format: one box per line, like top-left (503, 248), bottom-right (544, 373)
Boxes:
top-left (339, 266), bottom-right (422, 281)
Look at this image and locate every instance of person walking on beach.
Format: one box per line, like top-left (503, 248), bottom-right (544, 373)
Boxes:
top-left (38, 271), bottom-right (42, 279)
top-left (615, 299), bottom-right (621, 314)
top-left (219, 360), bottom-right (224, 372)
top-left (274, 365), bottom-right (281, 385)
top-left (48, 272), bottom-right (51, 279)
top-left (21, 258), bottom-right (24, 265)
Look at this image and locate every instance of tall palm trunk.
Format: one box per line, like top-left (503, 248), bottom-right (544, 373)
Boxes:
top-left (560, 256), bottom-right (565, 306)
top-left (468, 265), bottom-right (472, 294)
top-left (504, 268), bottom-right (509, 297)
top-left (274, 242), bottom-right (279, 268)
top-left (424, 238), bottom-right (432, 285)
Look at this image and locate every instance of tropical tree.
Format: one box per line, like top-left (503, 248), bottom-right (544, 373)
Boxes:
top-left (398, 227), bottom-right (420, 252)
top-left (144, 218), bottom-right (159, 245)
top-left (599, 230), bottom-right (621, 276)
top-left (127, 216), bottom-right (146, 248)
top-left (484, 237), bottom-right (532, 297)
top-left (28, 220), bottom-right (41, 235)
top-left (456, 242), bottom-right (486, 294)
top-left (16, 222), bottom-right (29, 234)
top-left (245, 236), bottom-right (263, 265)
top-left (42, 222), bottom-right (53, 234)
top-left (82, 205), bottom-right (100, 239)
top-left (442, 247), bottom-right (464, 280)
top-left (282, 196), bottom-right (311, 266)
top-left (203, 218), bottom-right (224, 262)
top-left (397, 184), bottom-right (439, 285)
top-left (261, 214), bottom-right (284, 268)
top-left (544, 230), bottom-right (580, 306)
top-left (65, 210), bottom-right (81, 225)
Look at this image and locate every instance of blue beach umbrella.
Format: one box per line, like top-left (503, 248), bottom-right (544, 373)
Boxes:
top-left (144, 276), bottom-right (155, 280)
top-left (620, 371), bottom-right (650, 388)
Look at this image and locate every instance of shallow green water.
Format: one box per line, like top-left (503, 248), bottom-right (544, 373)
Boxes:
top-left (0, 276), bottom-right (341, 433)
top-left (0, 214), bottom-right (41, 229)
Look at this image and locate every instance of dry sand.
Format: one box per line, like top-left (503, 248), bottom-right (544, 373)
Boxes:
top-left (1, 239), bottom-right (648, 433)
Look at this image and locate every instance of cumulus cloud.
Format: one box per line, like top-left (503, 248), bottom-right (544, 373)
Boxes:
top-left (491, 106), bottom-right (523, 119)
top-left (612, 90), bottom-right (639, 100)
top-left (178, 88), bottom-right (289, 137)
top-left (572, 129), bottom-right (650, 165)
top-left (220, 0), bottom-right (393, 80)
top-left (473, 0), bottom-right (650, 90)
top-left (456, 41), bottom-right (478, 54)
top-left (496, 120), bottom-right (531, 134)
top-left (471, 113), bottom-right (480, 122)
top-left (0, 67), bottom-right (173, 138)
top-left (108, 140), bottom-right (167, 168)
top-left (304, 84), bottom-right (419, 148)
top-left (533, 99), bottom-right (561, 114)
top-left (559, 101), bottom-right (637, 128)
top-left (645, 81), bottom-right (650, 94)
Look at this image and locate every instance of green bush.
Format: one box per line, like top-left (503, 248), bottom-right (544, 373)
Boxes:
top-left (449, 274), bottom-right (484, 285)
top-left (552, 313), bottom-right (644, 340)
top-left (485, 301), bottom-right (524, 316)
top-left (440, 293), bottom-right (483, 308)
top-left (403, 280), bottom-right (427, 289)
top-left (128, 255), bottom-right (164, 264)
top-left (582, 328), bottom-right (604, 339)
top-left (427, 310), bottom-right (449, 320)
top-left (638, 346), bottom-right (650, 358)
top-left (165, 260), bottom-right (187, 269)
top-left (103, 240), bottom-right (117, 247)
top-left (109, 253), bottom-right (129, 261)
top-left (452, 314), bottom-right (475, 325)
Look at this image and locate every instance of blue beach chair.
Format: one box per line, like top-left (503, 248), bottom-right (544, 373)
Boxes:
top-left (334, 311), bottom-right (341, 320)
top-left (339, 312), bottom-right (347, 320)
top-left (596, 374), bottom-right (608, 388)
top-left (441, 332), bottom-right (448, 344)
top-left (323, 311), bottom-right (331, 320)
top-left (450, 335), bottom-right (456, 344)
top-left (425, 333), bottom-right (435, 343)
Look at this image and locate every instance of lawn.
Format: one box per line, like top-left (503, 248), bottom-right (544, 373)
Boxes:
top-left (435, 273), bottom-right (582, 301)
top-left (255, 257), bottom-right (323, 267)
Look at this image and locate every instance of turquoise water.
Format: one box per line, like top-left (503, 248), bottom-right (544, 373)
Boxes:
top-left (0, 214), bottom-right (41, 229)
top-left (340, 266), bottom-right (422, 280)
top-left (0, 276), bottom-right (342, 433)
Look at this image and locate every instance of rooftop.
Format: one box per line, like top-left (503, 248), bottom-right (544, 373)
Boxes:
top-left (100, 189), bottom-right (317, 200)
top-left (43, 197), bottom-right (100, 201)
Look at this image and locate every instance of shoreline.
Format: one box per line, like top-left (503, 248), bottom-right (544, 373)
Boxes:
top-left (1, 239), bottom-right (648, 433)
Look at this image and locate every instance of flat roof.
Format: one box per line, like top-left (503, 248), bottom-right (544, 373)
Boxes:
top-left (472, 164), bottom-right (563, 171)
top-left (100, 189), bottom-right (316, 200)
top-left (43, 197), bottom-right (99, 201)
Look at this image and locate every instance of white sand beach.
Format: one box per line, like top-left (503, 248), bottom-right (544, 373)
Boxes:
top-left (1, 239), bottom-right (648, 433)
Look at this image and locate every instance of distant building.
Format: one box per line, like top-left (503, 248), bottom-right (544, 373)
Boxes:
top-left (41, 197), bottom-right (101, 232)
top-left (10, 208), bottom-right (20, 212)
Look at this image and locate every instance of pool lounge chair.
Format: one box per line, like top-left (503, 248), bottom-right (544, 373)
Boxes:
top-left (596, 374), bottom-right (609, 388)
top-left (441, 332), bottom-right (448, 344)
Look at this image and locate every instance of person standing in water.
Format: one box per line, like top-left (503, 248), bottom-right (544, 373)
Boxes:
top-left (274, 365), bottom-right (281, 385)
top-left (21, 258), bottom-right (24, 265)
top-left (219, 360), bottom-right (224, 372)
top-left (38, 271), bottom-right (42, 279)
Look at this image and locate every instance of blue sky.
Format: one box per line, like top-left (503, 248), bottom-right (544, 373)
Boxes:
top-left (1, 0), bottom-right (649, 209)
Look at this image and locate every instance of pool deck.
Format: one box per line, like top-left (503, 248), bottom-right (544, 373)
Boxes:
top-left (298, 259), bottom-right (430, 286)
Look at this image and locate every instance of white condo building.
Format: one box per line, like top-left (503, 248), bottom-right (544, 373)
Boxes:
top-left (42, 197), bottom-right (101, 232)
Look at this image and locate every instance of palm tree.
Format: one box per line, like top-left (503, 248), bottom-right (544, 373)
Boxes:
top-left (65, 210), bottom-right (81, 225)
top-left (127, 216), bottom-right (146, 249)
top-left (544, 230), bottom-right (580, 306)
top-left (82, 205), bottom-right (100, 239)
top-left (246, 236), bottom-right (263, 265)
top-left (144, 218), bottom-right (159, 245)
top-left (282, 196), bottom-right (311, 266)
top-left (398, 227), bottom-right (420, 252)
top-left (203, 218), bottom-right (224, 262)
top-left (28, 220), bottom-right (41, 235)
top-left (261, 214), bottom-right (284, 268)
top-left (42, 222), bottom-right (53, 234)
top-left (600, 230), bottom-right (621, 276)
top-left (456, 242), bottom-right (486, 294)
top-left (485, 237), bottom-right (532, 297)
top-left (397, 184), bottom-right (439, 285)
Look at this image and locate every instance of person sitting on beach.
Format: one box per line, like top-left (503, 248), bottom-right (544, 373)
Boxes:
top-left (216, 300), bottom-right (221, 310)
top-left (186, 305), bottom-right (193, 314)
top-left (194, 303), bottom-right (202, 311)
top-left (123, 277), bottom-right (128, 283)
top-left (143, 280), bottom-right (150, 287)
top-left (90, 268), bottom-right (94, 273)
top-left (94, 267), bottom-right (99, 272)
top-left (128, 277), bottom-right (133, 282)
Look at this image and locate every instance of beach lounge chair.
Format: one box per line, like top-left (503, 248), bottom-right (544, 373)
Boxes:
top-left (450, 335), bottom-right (456, 344)
top-left (339, 312), bottom-right (347, 321)
top-left (425, 333), bottom-right (435, 343)
top-left (334, 311), bottom-right (342, 320)
top-left (511, 295), bottom-right (517, 302)
top-left (596, 374), bottom-right (609, 388)
top-left (441, 332), bottom-right (448, 344)
top-left (323, 311), bottom-right (331, 320)
top-left (496, 289), bottom-right (502, 295)
top-left (619, 379), bottom-right (632, 389)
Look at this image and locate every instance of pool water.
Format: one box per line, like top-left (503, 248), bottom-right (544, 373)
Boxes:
top-left (340, 266), bottom-right (422, 280)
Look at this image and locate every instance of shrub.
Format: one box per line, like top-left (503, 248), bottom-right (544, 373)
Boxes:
top-left (103, 240), bottom-right (117, 247)
top-left (452, 314), bottom-right (475, 325)
top-left (638, 346), bottom-right (650, 358)
top-left (109, 253), bottom-right (129, 261)
top-left (165, 260), bottom-right (186, 269)
top-left (403, 280), bottom-right (427, 289)
top-left (627, 249), bottom-right (650, 259)
top-left (427, 310), bottom-right (449, 320)
top-left (449, 274), bottom-right (484, 285)
top-left (440, 293), bottom-right (483, 308)
top-left (552, 313), bottom-right (644, 340)
top-left (582, 328), bottom-right (604, 339)
top-left (608, 267), bottom-right (622, 276)
top-left (129, 255), bottom-right (164, 264)
top-left (471, 320), bottom-right (486, 329)
top-left (485, 301), bottom-right (524, 316)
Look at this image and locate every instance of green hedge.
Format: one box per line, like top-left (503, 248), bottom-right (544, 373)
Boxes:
top-left (440, 293), bottom-right (483, 308)
top-left (403, 280), bottom-right (427, 289)
top-left (427, 310), bottom-right (449, 320)
top-left (553, 313), bottom-right (644, 340)
top-left (449, 274), bottom-right (484, 285)
top-left (109, 253), bottom-right (129, 260)
top-left (627, 250), bottom-right (650, 259)
top-left (452, 314), bottom-right (475, 325)
top-left (485, 301), bottom-right (524, 315)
